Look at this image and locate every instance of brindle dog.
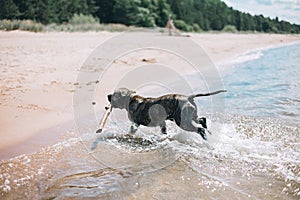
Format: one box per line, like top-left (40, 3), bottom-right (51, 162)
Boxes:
top-left (99, 88), bottom-right (226, 140)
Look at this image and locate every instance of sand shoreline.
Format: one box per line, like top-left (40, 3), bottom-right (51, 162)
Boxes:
top-left (0, 31), bottom-right (299, 160)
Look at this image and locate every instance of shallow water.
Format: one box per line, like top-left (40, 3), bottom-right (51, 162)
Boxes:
top-left (0, 114), bottom-right (299, 199)
top-left (223, 42), bottom-right (300, 124)
top-left (1, 43), bottom-right (300, 199)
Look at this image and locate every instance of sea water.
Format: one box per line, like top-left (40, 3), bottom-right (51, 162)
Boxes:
top-left (223, 42), bottom-right (300, 124)
top-left (1, 43), bottom-right (299, 199)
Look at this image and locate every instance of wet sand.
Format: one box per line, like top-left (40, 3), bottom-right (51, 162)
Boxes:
top-left (0, 31), bottom-right (299, 160)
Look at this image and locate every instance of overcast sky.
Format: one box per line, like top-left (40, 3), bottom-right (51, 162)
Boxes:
top-left (221, 0), bottom-right (300, 24)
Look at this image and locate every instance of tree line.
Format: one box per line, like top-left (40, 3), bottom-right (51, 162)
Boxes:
top-left (1, 0), bottom-right (299, 33)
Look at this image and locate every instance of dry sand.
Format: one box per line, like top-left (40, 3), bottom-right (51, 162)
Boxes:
top-left (0, 31), bottom-right (299, 160)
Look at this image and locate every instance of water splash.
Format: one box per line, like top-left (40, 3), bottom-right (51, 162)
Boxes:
top-left (1, 113), bottom-right (299, 199)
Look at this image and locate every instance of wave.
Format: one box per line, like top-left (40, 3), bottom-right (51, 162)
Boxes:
top-left (221, 41), bottom-right (300, 70)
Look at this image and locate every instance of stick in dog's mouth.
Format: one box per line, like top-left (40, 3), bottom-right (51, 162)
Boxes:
top-left (96, 104), bottom-right (112, 133)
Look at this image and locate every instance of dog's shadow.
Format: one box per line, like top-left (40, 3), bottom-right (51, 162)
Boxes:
top-left (90, 132), bottom-right (161, 151)
top-left (91, 135), bottom-right (105, 151)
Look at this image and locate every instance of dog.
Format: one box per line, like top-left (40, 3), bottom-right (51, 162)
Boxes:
top-left (100, 88), bottom-right (226, 140)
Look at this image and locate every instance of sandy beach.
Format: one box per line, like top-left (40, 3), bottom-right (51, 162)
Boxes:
top-left (0, 31), bottom-right (299, 160)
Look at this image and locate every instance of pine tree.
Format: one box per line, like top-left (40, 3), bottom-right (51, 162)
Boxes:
top-left (0, 0), bottom-right (20, 19)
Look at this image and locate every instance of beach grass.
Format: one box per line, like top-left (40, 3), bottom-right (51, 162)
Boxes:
top-left (0, 19), bottom-right (43, 32)
top-left (0, 19), bottom-right (257, 33)
top-left (0, 19), bottom-right (141, 33)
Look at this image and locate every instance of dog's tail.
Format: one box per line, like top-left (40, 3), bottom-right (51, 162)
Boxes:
top-left (189, 90), bottom-right (227, 100)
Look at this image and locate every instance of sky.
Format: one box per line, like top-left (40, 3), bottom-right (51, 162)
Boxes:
top-left (221, 0), bottom-right (300, 25)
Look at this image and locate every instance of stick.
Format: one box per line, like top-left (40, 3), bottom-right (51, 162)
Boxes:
top-left (96, 105), bottom-right (112, 133)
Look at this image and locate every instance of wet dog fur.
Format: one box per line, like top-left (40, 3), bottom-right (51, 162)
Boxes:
top-left (103, 88), bottom-right (226, 140)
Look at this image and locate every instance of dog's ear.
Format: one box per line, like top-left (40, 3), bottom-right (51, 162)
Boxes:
top-left (119, 88), bottom-right (136, 97)
top-left (130, 90), bottom-right (136, 95)
top-left (107, 94), bottom-right (112, 102)
top-left (127, 89), bottom-right (136, 96)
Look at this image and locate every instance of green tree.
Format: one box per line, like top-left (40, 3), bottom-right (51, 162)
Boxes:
top-left (0, 0), bottom-right (20, 19)
top-left (153, 0), bottom-right (172, 27)
top-left (1, 0), bottom-right (300, 33)
top-left (95, 0), bottom-right (114, 23)
top-left (112, 0), bottom-right (156, 27)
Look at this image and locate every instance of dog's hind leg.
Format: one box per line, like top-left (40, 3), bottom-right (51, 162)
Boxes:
top-left (196, 117), bottom-right (212, 135)
top-left (197, 117), bottom-right (207, 129)
top-left (129, 123), bottom-right (139, 134)
top-left (197, 127), bottom-right (207, 140)
top-left (174, 103), bottom-right (208, 140)
top-left (179, 119), bottom-right (208, 140)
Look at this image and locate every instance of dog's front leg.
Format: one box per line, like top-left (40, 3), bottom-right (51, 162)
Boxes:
top-left (160, 121), bottom-right (167, 134)
top-left (129, 123), bottom-right (139, 134)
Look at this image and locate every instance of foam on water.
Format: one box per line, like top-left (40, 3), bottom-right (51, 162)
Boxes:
top-left (230, 50), bottom-right (264, 66)
top-left (0, 113), bottom-right (299, 199)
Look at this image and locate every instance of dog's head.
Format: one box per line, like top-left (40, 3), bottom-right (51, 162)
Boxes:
top-left (107, 88), bottom-right (136, 109)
